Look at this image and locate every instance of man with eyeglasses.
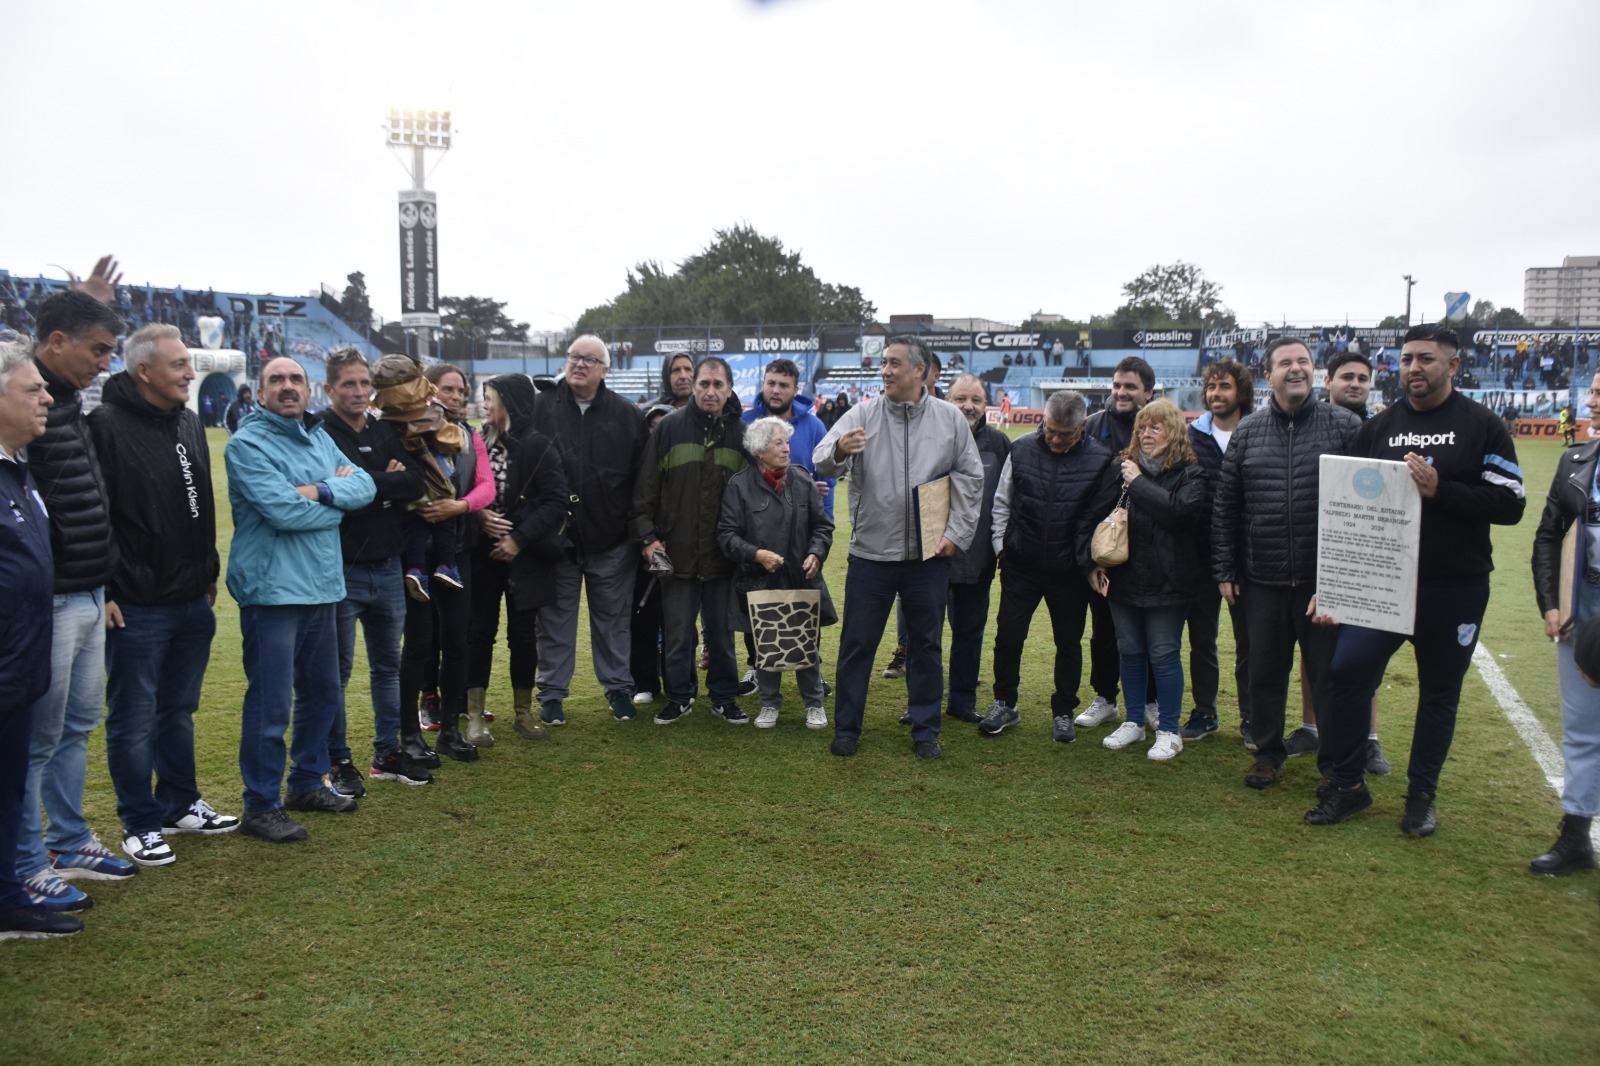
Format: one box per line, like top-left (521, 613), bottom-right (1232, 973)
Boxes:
top-left (1309, 324), bottom-right (1524, 834)
top-left (528, 335), bottom-right (648, 725)
top-left (978, 389), bottom-right (1114, 743)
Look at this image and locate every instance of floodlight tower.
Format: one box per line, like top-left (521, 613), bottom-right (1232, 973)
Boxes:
top-left (385, 109), bottom-right (451, 359)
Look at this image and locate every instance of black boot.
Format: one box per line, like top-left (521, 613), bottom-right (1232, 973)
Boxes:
top-left (435, 694), bottom-right (479, 763)
top-left (401, 732), bottom-right (440, 770)
top-left (1529, 814), bottom-right (1595, 876)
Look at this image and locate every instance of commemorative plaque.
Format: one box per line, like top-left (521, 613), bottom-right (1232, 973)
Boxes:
top-left (1316, 455), bottom-right (1422, 636)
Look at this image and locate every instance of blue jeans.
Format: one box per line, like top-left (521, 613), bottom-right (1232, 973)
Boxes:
top-left (1107, 598), bottom-right (1187, 733)
top-left (239, 604), bottom-right (341, 815)
top-left (833, 555), bottom-right (950, 744)
top-left (333, 558), bottom-right (406, 762)
top-left (946, 578), bottom-right (993, 714)
top-left (18, 589), bottom-right (105, 878)
top-left (661, 575), bottom-right (737, 704)
top-left (104, 597), bottom-right (216, 835)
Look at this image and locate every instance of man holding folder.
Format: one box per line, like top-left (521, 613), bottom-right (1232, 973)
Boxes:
top-left (814, 336), bottom-right (983, 759)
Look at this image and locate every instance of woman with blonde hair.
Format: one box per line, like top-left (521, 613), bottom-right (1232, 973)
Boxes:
top-left (1080, 399), bottom-right (1208, 760)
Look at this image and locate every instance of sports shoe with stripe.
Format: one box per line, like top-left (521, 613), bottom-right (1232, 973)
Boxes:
top-left (24, 870), bottom-right (93, 912)
top-left (49, 836), bottom-right (138, 880)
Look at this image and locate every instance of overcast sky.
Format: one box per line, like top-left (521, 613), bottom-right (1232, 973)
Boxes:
top-left (5, 0), bottom-right (1596, 332)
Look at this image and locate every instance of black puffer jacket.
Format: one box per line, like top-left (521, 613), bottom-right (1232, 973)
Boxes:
top-left (87, 372), bottom-right (219, 605)
top-left (1080, 457), bottom-right (1208, 607)
top-left (1532, 438), bottom-right (1598, 615)
top-left (32, 358), bottom-right (115, 593)
top-left (1002, 430), bottom-right (1113, 573)
top-left (1211, 397), bottom-right (1361, 587)
top-left (950, 423), bottom-right (1011, 585)
top-left (529, 379), bottom-right (646, 558)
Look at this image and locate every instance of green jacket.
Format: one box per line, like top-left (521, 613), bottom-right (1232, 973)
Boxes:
top-left (630, 396), bottom-right (749, 581)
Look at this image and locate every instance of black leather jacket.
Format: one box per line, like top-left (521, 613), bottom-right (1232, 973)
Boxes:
top-left (1533, 439), bottom-right (1599, 615)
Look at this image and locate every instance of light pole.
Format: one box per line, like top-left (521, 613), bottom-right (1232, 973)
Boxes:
top-left (385, 109), bottom-right (451, 360)
top-left (1403, 274), bottom-right (1416, 326)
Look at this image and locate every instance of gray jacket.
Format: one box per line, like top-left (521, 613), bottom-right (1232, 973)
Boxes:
top-left (813, 389), bottom-right (984, 562)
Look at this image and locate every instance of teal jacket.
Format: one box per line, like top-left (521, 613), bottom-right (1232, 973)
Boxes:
top-left (225, 407), bottom-right (376, 607)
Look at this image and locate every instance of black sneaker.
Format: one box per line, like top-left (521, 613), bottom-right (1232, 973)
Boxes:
top-left (1283, 726), bottom-right (1319, 758)
top-left (240, 808), bottom-right (309, 843)
top-left (402, 734), bottom-right (441, 769)
top-left (737, 668), bottom-right (760, 698)
top-left (1179, 714), bottom-right (1219, 741)
top-left (284, 786), bottom-right (359, 815)
top-left (898, 711), bottom-right (914, 725)
top-left (914, 739), bottom-right (943, 760)
top-left (1400, 791), bottom-right (1437, 837)
top-left (882, 647), bottom-right (906, 679)
top-left (609, 692), bottom-right (636, 721)
top-left (946, 706), bottom-right (983, 724)
top-left (654, 701), bottom-right (692, 725)
top-left (0, 907), bottom-right (84, 942)
top-left (370, 751), bottom-right (433, 786)
top-left (977, 700), bottom-right (1019, 736)
top-left (1304, 782), bottom-right (1373, 826)
top-left (327, 761), bottom-right (366, 799)
top-left (1052, 715), bottom-right (1077, 744)
top-left (830, 735), bottom-right (858, 756)
top-left (711, 702), bottom-right (750, 725)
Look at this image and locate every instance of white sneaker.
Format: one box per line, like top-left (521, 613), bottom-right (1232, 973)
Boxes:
top-left (1075, 696), bottom-right (1119, 729)
top-left (632, 691), bottom-right (655, 706)
top-left (1147, 730), bottom-right (1183, 761)
top-left (755, 706), bottom-right (780, 729)
top-left (1145, 702), bottom-right (1160, 729)
top-left (123, 831), bottom-right (176, 867)
top-left (805, 706), bottom-right (827, 730)
top-left (1103, 722), bottom-right (1146, 750)
top-left (162, 798), bottom-right (240, 835)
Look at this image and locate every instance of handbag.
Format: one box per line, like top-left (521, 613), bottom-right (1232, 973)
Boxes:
top-left (1090, 486), bottom-right (1131, 568)
top-left (746, 589), bottom-right (823, 671)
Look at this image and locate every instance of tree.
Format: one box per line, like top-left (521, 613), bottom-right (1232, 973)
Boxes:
top-left (439, 294), bottom-right (529, 342)
top-left (1117, 261), bottom-right (1236, 328)
top-left (575, 225), bottom-right (876, 332)
top-left (339, 271), bottom-right (372, 327)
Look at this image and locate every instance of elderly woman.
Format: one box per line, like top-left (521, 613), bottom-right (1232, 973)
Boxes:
top-left (716, 416), bottom-right (836, 729)
top-left (1080, 399), bottom-right (1208, 761)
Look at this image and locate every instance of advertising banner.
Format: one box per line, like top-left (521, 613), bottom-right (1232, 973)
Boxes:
top-left (398, 190), bottom-right (440, 329)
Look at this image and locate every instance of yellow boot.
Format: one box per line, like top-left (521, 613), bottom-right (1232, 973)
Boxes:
top-left (513, 688), bottom-right (547, 740)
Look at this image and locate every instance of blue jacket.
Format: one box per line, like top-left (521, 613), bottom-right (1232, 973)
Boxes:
top-left (742, 392), bottom-right (835, 518)
top-left (0, 455), bottom-right (53, 708)
top-left (225, 408), bottom-right (376, 607)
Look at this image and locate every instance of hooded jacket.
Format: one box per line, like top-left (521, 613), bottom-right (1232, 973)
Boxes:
top-left (528, 377), bottom-right (646, 557)
top-left (813, 389), bottom-right (984, 562)
top-left (87, 371), bottom-right (219, 605)
top-left (485, 375), bottom-right (571, 611)
top-left (29, 357), bottom-right (116, 593)
top-left (630, 393), bottom-right (749, 581)
top-left (741, 391), bottom-right (836, 518)
top-left (225, 407), bottom-right (377, 607)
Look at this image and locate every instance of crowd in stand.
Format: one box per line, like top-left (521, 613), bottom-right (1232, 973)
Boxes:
top-left (6, 264), bottom-right (1600, 949)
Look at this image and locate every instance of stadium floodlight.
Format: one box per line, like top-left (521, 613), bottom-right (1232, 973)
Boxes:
top-left (385, 108), bottom-right (452, 150)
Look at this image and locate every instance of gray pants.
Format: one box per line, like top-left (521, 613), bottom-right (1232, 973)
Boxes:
top-left (756, 663), bottom-right (824, 712)
top-left (536, 540), bottom-right (636, 701)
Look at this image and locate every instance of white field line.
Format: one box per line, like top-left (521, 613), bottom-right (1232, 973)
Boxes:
top-left (1472, 642), bottom-right (1600, 849)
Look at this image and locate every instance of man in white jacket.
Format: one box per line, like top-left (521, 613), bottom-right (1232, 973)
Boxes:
top-left (814, 336), bottom-right (983, 759)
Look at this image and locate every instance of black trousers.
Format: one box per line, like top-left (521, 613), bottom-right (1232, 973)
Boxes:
top-left (1087, 587), bottom-right (1122, 702)
top-left (1241, 581), bottom-right (1337, 769)
top-left (991, 561), bottom-right (1091, 716)
top-left (466, 549), bottom-right (539, 691)
top-left (401, 554), bottom-right (471, 731)
top-left (1187, 584), bottom-right (1251, 724)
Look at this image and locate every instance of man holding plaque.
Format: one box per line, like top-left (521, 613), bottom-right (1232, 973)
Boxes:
top-left (1307, 325), bottom-right (1524, 832)
top-left (814, 336), bottom-right (983, 759)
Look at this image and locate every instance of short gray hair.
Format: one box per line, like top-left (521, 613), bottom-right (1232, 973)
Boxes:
top-left (1045, 389), bottom-right (1086, 426)
top-left (568, 333), bottom-right (611, 367)
top-left (0, 331), bottom-right (34, 393)
top-left (124, 323), bottom-right (183, 371)
top-left (743, 415), bottom-right (794, 457)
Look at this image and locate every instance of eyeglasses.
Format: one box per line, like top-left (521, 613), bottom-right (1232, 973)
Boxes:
top-left (1138, 425), bottom-right (1166, 436)
top-left (567, 353), bottom-right (605, 368)
top-left (1042, 427), bottom-right (1080, 442)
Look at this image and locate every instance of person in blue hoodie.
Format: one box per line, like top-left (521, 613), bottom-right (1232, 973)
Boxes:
top-left (225, 356), bottom-right (375, 844)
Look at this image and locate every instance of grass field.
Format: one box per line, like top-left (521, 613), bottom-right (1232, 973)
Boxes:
top-left (2, 428), bottom-right (1597, 1065)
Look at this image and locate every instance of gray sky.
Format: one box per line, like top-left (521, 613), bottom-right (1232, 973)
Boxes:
top-left (5, 0), bottom-right (1597, 331)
